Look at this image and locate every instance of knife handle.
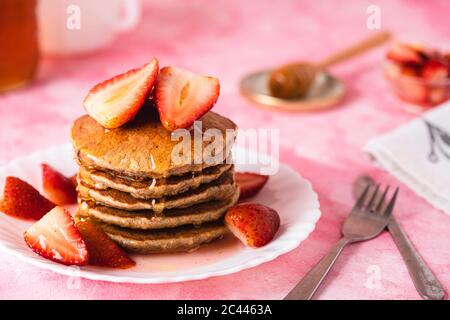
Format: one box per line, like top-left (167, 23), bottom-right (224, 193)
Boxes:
top-left (388, 219), bottom-right (445, 300)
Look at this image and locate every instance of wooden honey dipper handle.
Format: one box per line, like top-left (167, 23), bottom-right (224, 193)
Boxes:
top-left (269, 31), bottom-right (391, 99)
top-left (318, 31), bottom-right (391, 68)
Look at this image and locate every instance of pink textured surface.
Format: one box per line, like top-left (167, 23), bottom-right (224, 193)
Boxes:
top-left (0, 0), bottom-right (449, 300)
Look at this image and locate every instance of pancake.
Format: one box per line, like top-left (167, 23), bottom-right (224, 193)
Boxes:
top-left (76, 213), bottom-right (228, 253)
top-left (78, 163), bottom-right (233, 199)
top-left (77, 188), bottom-right (239, 230)
top-left (77, 170), bottom-right (237, 213)
top-left (71, 110), bottom-right (237, 179)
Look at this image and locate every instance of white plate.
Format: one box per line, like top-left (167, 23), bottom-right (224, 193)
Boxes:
top-left (0, 144), bottom-right (321, 284)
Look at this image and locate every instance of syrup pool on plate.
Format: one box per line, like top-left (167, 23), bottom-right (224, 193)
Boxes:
top-left (131, 233), bottom-right (243, 272)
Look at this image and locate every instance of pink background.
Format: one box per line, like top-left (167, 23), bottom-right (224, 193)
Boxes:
top-left (0, 0), bottom-right (449, 299)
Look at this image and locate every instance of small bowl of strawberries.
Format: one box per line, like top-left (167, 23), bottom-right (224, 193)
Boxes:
top-left (384, 42), bottom-right (450, 112)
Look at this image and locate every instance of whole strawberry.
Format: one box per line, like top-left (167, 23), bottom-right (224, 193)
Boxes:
top-left (225, 203), bottom-right (280, 248)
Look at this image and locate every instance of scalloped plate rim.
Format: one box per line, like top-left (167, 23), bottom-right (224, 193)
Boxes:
top-left (0, 143), bottom-right (321, 284)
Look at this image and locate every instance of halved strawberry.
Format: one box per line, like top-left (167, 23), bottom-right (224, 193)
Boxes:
top-left (83, 58), bottom-right (159, 129)
top-left (386, 42), bottom-right (423, 65)
top-left (0, 176), bottom-right (55, 220)
top-left (235, 172), bottom-right (269, 201)
top-left (42, 164), bottom-right (77, 205)
top-left (225, 202), bottom-right (280, 248)
top-left (422, 60), bottom-right (449, 82)
top-left (155, 66), bottom-right (220, 131)
top-left (24, 207), bottom-right (88, 265)
top-left (77, 220), bottom-right (135, 269)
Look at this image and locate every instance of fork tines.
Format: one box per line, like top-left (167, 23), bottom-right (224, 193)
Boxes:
top-left (354, 183), bottom-right (399, 217)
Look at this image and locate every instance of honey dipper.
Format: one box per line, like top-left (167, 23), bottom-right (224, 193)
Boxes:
top-left (269, 31), bottom-right (391, 99)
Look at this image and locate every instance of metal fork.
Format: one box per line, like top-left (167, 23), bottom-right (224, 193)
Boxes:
top-left (355, 176), bottom-right (445, 300)
top-left (284, 184), bottom-right (399, 300)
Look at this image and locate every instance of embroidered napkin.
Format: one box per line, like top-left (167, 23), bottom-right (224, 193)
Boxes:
top-left (364, 102), bottom-right (450, 215)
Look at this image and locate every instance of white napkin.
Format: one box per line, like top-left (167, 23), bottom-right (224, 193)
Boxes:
top-left (364, 102), bottom-right (450, 215)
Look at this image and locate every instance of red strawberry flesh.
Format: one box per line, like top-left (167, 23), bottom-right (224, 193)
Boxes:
top-left (225, 202), bottom-right (280, 248)
top-left (24, 207), bottom-right (88, 266)
top-left (422, 60), bottom-right (449, 82)
top-left (0, 176), bottom-right (55, 220)
top-left (235, 172), bottom-right (269, 201)
top-left (42, 163), bottom-right (77, 205)
top-left (83, 58), bottom-right (159, 129)
top-left (70, 174), bottom-right (77, 188)
top-left (77, 220), bottom-right (135, 269)
top-left (386, 42), bottom-right (423, 65)
top-left (155, 66), bottom-right (220, 131)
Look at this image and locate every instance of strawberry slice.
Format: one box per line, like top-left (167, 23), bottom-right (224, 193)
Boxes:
top-left (400, 65), bottom-right (421, 78)
top-left (235, 172), bottom-right (269, 201)
top-left (155, 66), bottom-right (220, 131)
top-left (24, 207), bottom-right (88, 265)
top-left (42, 164), bottom-right (77, 205)
top-left (77, 220), bottom-right (135, 269)
top-left (386, 42), bottom-right (423, 65)
top-left (428, 88), bottom-right (447, 105)
top-left (0, 176), bottom-right (55, 220)
top-left (83, 58), bottom-right (159, 129)
top-left (70, 174), bottom-right (77, 188)
top-left (445, 53), bottom-right (450, 65)
top-left (225, 203), bottom-right (280, 248)
top-left (398, 80), bottom-right (428, 105)
top-left (422, 60), bottom-right (449, 82)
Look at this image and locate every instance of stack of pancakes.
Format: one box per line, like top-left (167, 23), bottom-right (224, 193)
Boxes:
top-left (71, 111), bottom-right (239, 253)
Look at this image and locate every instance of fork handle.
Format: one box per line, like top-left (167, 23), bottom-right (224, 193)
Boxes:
top-left (388, 219), bottom-right (445, 300)
top-left (284, 237), bottom-right (351, 300)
